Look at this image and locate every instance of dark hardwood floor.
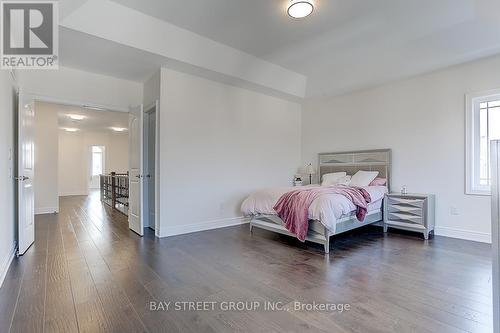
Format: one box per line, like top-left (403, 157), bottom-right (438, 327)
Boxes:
top-left (0, 192), bottom-right (493, 332)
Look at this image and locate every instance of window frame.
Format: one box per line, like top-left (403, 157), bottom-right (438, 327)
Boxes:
top-left (465, 89), bottom-right (500, 196)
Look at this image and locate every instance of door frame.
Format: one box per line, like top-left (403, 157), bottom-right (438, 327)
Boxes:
top-left (143, 101), bottom-right (160, 232)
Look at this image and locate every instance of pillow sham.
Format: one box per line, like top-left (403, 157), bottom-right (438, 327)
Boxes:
top-left (369, 177), bottom-right (387, 186)
top-left (321, 172), bottom-right (347, 186)
top-left (350, 170), bottom-right (379, 187)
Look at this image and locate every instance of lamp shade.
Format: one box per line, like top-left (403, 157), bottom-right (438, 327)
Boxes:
top-left (305, 163), bottom-right (316, 174)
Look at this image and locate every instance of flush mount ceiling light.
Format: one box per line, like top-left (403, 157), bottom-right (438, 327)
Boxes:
top-left (68, 114), bottom-right (86, 121)
top-left (287, 0), bottom-right (314, 19)
top-left (110, 127), bottom-right (127, 132)
top-left (62, 128), bottom-right (79, 132)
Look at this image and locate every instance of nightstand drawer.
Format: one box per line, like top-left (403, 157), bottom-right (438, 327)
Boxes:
top-left (388, 205), bottom-right (423, 216)
top-left (387, 196), bottom-right (424, 208)
top-left (385, 220), bottom-right (426, 230)
top-left (387, 212), bottom-right (424, 225)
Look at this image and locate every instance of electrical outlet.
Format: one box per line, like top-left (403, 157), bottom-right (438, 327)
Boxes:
top-left (450, 206), bottom-right (459, 216)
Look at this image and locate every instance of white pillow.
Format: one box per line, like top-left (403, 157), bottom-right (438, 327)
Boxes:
top-left (321, 172), bottom-right (347, 186)
top-left (350, 170), bottom-right (379, 187)
top-left (334, 175), bottom-right (352, 186)
top-left (323, 175), bottom-right (351, 186)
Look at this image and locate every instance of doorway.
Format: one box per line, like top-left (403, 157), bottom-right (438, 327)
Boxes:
top-left (89, 145), bottom-right (105, 190)
top-left (18, 94), bottom-right (159, 255)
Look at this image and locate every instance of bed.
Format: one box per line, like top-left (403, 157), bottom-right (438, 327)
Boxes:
top-left (243, 149), bottom-right (391, 253)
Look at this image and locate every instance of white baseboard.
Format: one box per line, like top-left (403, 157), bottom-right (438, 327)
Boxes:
top-left (35, 206), bottom-right (59, 215)
top-left (0, 243), bottom-right (16, 288)
top-left (159, 216), bottom-right (250, 238)
top-left (153, 219), bottom-right (492, 244)
top-left (434, 226), bottom-right (491, 243)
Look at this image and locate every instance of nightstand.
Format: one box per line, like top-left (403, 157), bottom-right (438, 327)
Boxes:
top-left (383, 193), bottom-right (435, 239)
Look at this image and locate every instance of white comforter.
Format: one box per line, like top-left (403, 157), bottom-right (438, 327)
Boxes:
top-left (241, 185), bottom-right (387, 233)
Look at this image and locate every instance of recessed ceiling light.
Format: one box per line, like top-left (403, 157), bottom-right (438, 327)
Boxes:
top-left (287, 0), bottom-right (314, 19)
top-left (62, 128), bottom-right (79, 132)
top-left (68, 114), bottom-right (86, 121)
top-left (110, 127), bottom-right (127, 132)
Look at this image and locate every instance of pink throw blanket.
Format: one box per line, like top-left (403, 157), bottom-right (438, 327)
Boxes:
top-left (273, 185), bottom-right (372, 242)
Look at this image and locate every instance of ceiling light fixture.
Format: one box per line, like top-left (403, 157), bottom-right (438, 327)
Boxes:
top-left (68, 114), bottom-right (86, 121)
top-left (110, 127), bottom-right (127, 132)
top-left (62, 128), bottom-right (79, 132)
top-left (287, 0), bottom-right (314, 19)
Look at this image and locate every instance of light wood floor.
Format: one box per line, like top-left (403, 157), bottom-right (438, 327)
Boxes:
top-left (0, 193), bottom-right (493, 332)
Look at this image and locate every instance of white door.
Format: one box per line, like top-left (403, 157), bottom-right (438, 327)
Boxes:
top-left (17, 94), bottom-right (35, 255)
top-left (144, 101), bottom-right (158, 230)
top-left (128, 105), bottom-right (144, 236)
top-left (147, 108), bottom-right (156, 229)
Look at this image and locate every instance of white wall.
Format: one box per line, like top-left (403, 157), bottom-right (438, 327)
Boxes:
top-left (0, 71), bottom-right (16, 287)
top-left (58, 131), bottom-right (86, 196)
top-left (17, 66), bottom-right (142, 111)
top-left (34, 102), bottom-right (59, 214)
top-left (81, 131), bottom-right (129, 175)
top-left (302, 55), bottom-right (500, 243)
top-left (158, 68), bottom-right (302, 237)
top-left (107, 133), bottom-right (129, 173)
top-left (59, 130), bottom-right (129, 196)
top-left (143, 70), bottom-right (161, 107)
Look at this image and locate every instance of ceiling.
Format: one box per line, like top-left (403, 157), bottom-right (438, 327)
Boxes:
top-left (51, 102), bottom-right (129, 133)
top-left (60, 27), bottom-right (165, 82)
top-left (60, 0), bottom-right (500, 97)
top-left (111, 0), bottom-right (379, 59)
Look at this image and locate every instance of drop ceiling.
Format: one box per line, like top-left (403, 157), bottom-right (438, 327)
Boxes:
top-left (60, 0), bottom-right (500, 97)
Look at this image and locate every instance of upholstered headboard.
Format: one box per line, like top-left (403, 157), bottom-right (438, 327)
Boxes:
top-left (318, 149), bottom-right (392, 191)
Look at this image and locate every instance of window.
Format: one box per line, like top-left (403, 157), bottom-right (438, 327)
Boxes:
top-left (91, 146), bottom-right (104, 176)
top-left (466, 90), bottom-right (500, 195)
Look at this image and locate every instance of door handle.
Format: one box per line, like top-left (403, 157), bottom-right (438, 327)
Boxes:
top-left (135, 175), bottom-right (142, 178)
top-left (15, 176), bottom-right (29, 181)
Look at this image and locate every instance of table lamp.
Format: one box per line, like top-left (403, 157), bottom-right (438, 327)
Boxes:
top-left (305, 163), bottom-right (316, 184)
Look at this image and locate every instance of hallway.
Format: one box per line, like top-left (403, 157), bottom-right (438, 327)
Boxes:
top-left (0, 194), bottom-right (493, 333)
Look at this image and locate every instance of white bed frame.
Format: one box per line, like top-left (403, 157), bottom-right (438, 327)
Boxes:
top-left (249, 149), bottom-right (392, 253)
